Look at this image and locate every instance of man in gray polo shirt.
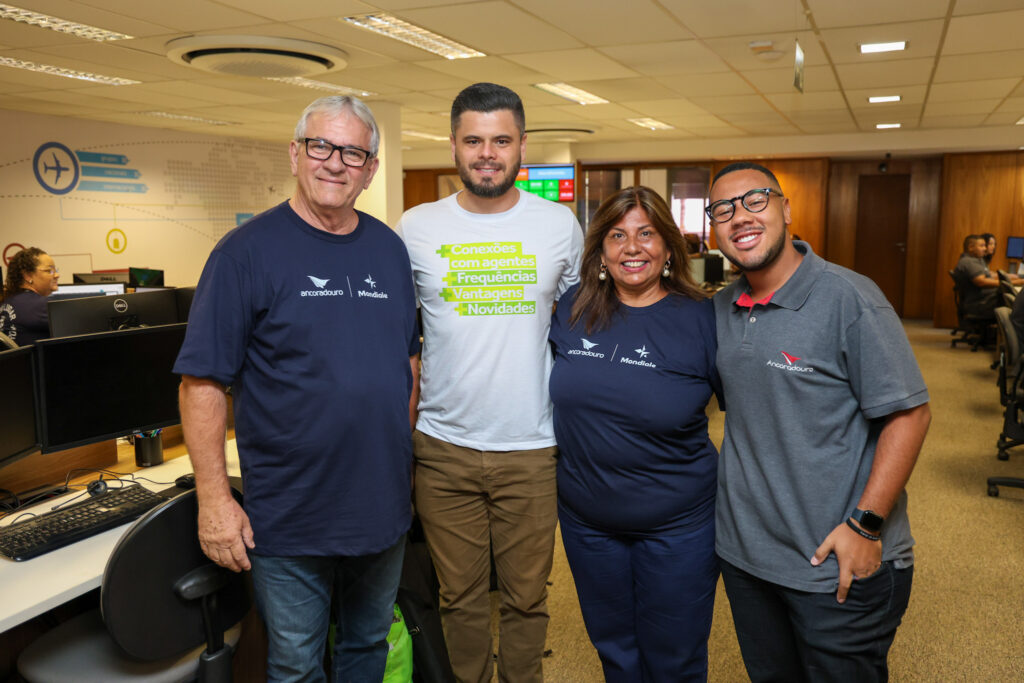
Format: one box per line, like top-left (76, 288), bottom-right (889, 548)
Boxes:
top-left (708, 161), bottom-right (931, 682)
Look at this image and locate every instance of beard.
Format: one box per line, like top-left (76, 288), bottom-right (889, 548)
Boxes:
top-left (456, 156), bottom-right (521, 199)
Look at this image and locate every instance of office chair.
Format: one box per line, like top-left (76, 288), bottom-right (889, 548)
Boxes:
top-left (0, 331), bottom-right (16, 349)
top-left (989, 307), bottom-right (1024, 496)
top-left (949, 270), bottom-right (993, 351)
top-left (18, 488), bottom-right (250, 683)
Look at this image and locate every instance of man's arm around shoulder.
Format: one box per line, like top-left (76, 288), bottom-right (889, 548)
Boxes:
top-left (179, 374), bottom-right (254, 572)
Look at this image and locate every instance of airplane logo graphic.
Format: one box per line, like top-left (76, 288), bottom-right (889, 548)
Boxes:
top-left (780, 351), bottom-right (801, 365)
top-left (580, 338), bottom-right (598, 350)
top-left (364, 275), bottom-right (377, 289)
top-left (308, 276), bottom-right (330, 289)
top-left (44, 152), bottom-right (69, 184)
top-left (635, 345), bottom-right (650, 359)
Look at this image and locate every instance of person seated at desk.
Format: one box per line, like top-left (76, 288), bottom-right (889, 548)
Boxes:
top-left (981, 232), bottom-right (996, 266)
top-left (953, 235), bottom-right (1021, 317)
top-left (0, 247), bottom-right (59, 346)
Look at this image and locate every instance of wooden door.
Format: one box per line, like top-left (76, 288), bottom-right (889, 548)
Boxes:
top-left (855, 174), bottom-right (911, 315)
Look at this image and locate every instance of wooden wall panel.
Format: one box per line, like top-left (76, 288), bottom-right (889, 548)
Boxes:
top-left (709, 158), bottom-right (829, 255)
top-left (827, 158), bottom-right (941, 319)
top-left (934, 152), bottom-right (1021, 329)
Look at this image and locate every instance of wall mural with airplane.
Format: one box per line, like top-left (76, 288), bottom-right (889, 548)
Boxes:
top-left (0, 109), bottom-right (294, 285)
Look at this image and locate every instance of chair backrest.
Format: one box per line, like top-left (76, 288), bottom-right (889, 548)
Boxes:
top-left (950, 270), bottom-right (968, 322)
top-left (995, 307), bottom-right (1019, 402)
top-left (0, 331), bottom-right (16, 349)
top-left (1004, 291), bottom-right (1017, 308)
top-left (100, 487), bottom-right (249, 661)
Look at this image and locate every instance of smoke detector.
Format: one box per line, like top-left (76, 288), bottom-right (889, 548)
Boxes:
top-left (166, 35), bottom-right (348, 78)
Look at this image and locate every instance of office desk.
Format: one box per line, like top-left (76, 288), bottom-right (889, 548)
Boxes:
top-left (0, 439), bottom-right (241, 634)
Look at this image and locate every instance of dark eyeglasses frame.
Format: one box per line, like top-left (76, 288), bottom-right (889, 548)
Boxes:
top-left (301, 138), bottom-right (374, 168)
top-left (705, 188), bottom-right (784, 223)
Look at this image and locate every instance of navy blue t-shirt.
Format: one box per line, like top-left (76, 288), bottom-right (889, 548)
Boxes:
top-left (0, 290), bottom-right (50, 345)
top-left (549, 285), bottom-right (721, 533)
top-left (174, 202), bottom-right (421, 557)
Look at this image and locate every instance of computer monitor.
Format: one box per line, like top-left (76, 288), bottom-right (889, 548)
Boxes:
top-left (1006, 236), bottom-right (1024, 261)
top-left (47, 289), bottom-right (179, 338)
top-left (129, 267), bottom-right (165, 288)
top-left (73, 273), bottom-right (130, 286)
top-left (0, 346), bottom-right (39, 469)
top-left (34, 324), bottom-right (187, 453)
top-left (175, 287), bottom-right (196, 322)
top-left (48, 283), bottom-right (126, 301)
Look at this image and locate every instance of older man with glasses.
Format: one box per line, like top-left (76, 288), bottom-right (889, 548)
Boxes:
top-left (708, 161), bottom-right (931, 683)
top-left (175, 96), bottom-right (421, 682)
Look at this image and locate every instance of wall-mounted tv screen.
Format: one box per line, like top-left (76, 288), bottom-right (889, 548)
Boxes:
top-left (515, 165), bottom-right (575, 203)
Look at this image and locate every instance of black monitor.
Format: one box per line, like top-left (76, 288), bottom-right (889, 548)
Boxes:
top-left (0, 346), bottom-right (39, 468)
top-left (35, 324), bottom-right (187, 453)
top-left (73, 272), bottom-right (130, 286)
top-left (1007, 236), bottom-right (1024, 261)
top-left (47, 289), bottom-right (179, 338)
top-left (129, 267), bottom-right (164, 288)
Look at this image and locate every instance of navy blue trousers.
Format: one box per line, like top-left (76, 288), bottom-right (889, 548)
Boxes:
top-left (720, 558), bottom-right (913, 683)
top-left (559, 503), bottom-right (718, 683)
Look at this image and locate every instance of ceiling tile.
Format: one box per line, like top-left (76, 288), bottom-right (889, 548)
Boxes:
top-left (508, 0), bottom-right (689, 46)
top-left (619, 98), bottom-right (712, 117)
top-left (505, 48), bottom-right (638, 81)
top-left (929, 78), bottom-right (1018, 103)
top-left (934, 50), bottom-right (1024, 82)
top-left (924, 98), bottom-right (1004, 116)
top-left (656, 72), bottom-right (757, 97)
top-left (944, 9), bottom-right (1024, 55)
top-left (766, 91), bottom-right (848, 111)
top-left (809, 0), bottom-right (950, 28)
top-left (819, 19), bottom-right (945, 64)
top-left (597, 40), bottom-right (728, 77)
top-left (688, 94), bottom-right (776, 115)
top-left (658, 0), bottom-right (809, 38)
top-left (834, 58), bottom-right (935, 89)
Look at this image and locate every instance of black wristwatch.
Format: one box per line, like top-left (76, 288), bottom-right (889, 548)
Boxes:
top-left (850, 508), bottom-right (884, 534)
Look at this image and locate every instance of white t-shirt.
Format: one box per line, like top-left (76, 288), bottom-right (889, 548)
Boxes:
top-left (398, 190), bottom-right (583, 450)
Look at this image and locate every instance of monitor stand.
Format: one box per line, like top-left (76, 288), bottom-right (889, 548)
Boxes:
top-left (134, 432), bottom-right (164, 467)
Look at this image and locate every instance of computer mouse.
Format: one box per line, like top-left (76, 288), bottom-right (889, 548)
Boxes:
top-left (175, 473), bottom-right (197, 489)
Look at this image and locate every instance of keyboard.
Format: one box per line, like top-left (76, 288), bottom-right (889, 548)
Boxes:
top-left (0, 485), bottom-right (169, 562)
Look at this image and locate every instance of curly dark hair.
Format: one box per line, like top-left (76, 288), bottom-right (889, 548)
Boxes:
top-left (3, 247), bottom-right (45, 301)
top-left (570, 186), bottom-right (706, 334)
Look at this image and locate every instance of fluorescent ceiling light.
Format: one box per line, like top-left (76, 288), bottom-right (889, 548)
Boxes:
top-left (265, 76), bottom-right (375, 97)
top-left (1016, 116), bottom-right (1024, 125)
top-left (876, 123), bottom-right (901, 129)
top-left (141, 111), bottom-right (238, 126)
top-left (868, 95), bottom-right (901, 104)
top-left (0, 3), bottom-right (131, 41)
top-left (342, 13), bottom-right (483, 60)
top-left (627, 117), bottom-right (674, 131)
top-left (0, 56), bottom-right (139, 84)
top-left (860, 41), bottom-right (906, 54)
top-left (403, 130), bottom-right (448, 141)
top-left (533, 82), bottom-right (608, 105)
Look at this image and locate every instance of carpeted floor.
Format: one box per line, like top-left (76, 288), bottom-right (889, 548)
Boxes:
top-left (529, 320), bottom-right (1024, 682)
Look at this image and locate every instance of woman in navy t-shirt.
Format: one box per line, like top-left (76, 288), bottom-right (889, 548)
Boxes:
top-left (549, 186), bottom-right (721, 682)
top-left (1, 247), bottom-right (59, 346)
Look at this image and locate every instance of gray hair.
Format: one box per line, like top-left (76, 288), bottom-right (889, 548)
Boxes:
top-left (294, 96), bottom-right (380, 156)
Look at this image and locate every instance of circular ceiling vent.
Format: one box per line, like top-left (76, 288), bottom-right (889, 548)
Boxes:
top-left (166, 35), bottom-right (348, 78)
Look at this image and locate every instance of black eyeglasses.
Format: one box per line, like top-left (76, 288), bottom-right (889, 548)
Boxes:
top-left (301, 138), bottom-right (373, 168)
top-left (705, 188), bottom-right (784, 223)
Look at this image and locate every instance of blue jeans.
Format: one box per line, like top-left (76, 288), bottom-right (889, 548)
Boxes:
top-left (250, 537), bottom-right (405, 683)
top-left (720, 558), bottom-right (913, 683)
top-left (559, 503), bottom-right (718, 683)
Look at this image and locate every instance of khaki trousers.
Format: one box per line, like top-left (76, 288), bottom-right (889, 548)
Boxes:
top-left (413, 430), bottom-right (558, 683)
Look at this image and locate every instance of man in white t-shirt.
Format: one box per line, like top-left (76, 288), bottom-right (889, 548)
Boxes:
top-left (398, 83), bottom-right (582, 683)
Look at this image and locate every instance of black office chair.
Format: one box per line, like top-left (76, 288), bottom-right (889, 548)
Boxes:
top-left (949, 270), bottom-right (994, 351)
top-left (18, 488), bottom-right (250, 683)
top-left (990, 307), bottom-right (1024, 496)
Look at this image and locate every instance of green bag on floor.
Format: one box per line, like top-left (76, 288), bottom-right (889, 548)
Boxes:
top-left (328, 603), bottom-right (413, 683)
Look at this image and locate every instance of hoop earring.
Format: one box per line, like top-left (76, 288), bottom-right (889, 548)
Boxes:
top-left (598, 264), bottom-right (607, 281)
top-left (662, 259), bottom-right (671, 278)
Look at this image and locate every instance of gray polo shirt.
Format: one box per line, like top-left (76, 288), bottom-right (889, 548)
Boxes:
top-left (953, 253), bottom-right (997, 312)
top-left (713, 242), bottom-right (928, 593)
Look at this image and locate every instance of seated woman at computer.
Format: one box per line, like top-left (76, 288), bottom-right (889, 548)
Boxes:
top-left (1, 247), bottom-right (59, 346)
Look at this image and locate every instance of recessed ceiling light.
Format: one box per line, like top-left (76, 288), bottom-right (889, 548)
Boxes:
top-left (533, 82), bottom-right (608, 105)
top-left (265, 76), bottom-right (374, 97)
top-left (342, 13), bottom-right (484, 60)
top-left (627, 117), bottom-right (674, 131)
top-left (860, 41), bottom-right (906, 54)
top-left (402, 130), bottom-right (448, 141)
top-left (0, 3), bottom-right (131, 41)
top-left (0, 56), bottom-right (139, 84)
top-left (868, 95), bottom-right (901, 104)
top-left (876, 123), bottom-right (901, 129)
top-left (141, 111), bottom-right (238, 126)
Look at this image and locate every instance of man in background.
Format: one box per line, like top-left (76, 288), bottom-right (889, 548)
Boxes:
top-left (709, 161), bottom-right (931, 682)
top-left (398, 82), bottom-right (582, 683)
top-left (954, 234), bottom-right (1020, 317)
top-left (175, 96), bottom-right (420, 682)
